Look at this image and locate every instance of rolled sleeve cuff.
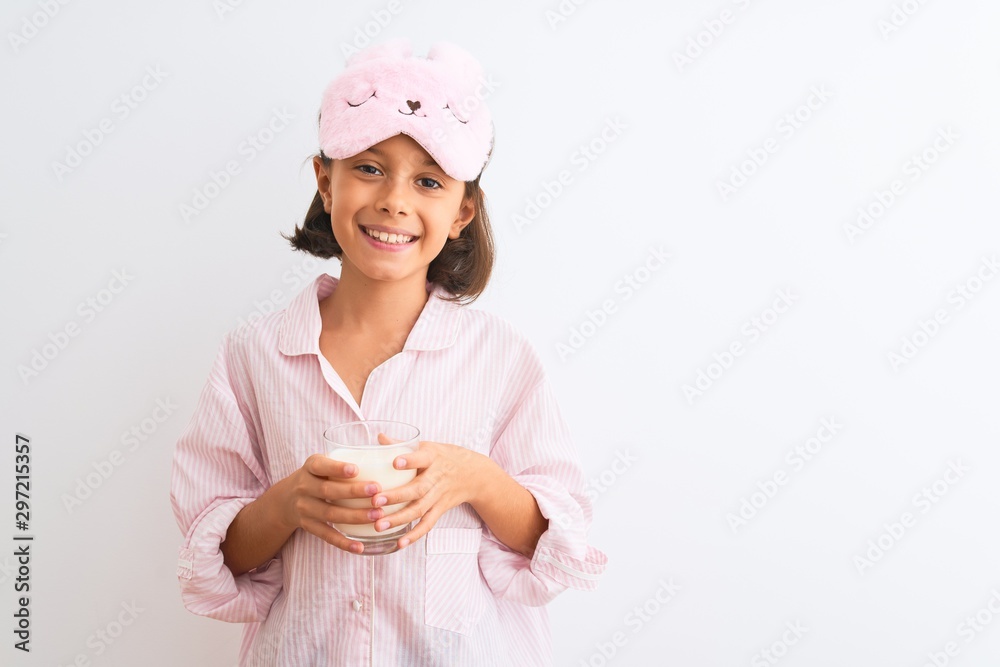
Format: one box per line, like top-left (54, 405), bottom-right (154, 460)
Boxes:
top-left (531, 543), bottom-right (607, 592)
top-left (480, 476), bottom-right (607, 606)
top-left (176, 498), bottom-right (283, 623)
top-left (524, 478), bottom-right (607, 589)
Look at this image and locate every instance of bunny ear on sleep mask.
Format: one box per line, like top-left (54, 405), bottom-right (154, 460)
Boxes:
top-left (318, 37), bottom-right (494, 182)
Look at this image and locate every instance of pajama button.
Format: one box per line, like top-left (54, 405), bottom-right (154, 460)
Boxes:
top-left (352, 599), bottom-right (362, 612)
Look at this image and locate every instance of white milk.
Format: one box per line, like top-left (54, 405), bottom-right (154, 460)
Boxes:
top-left (327, 447), bottom-right (415, 537)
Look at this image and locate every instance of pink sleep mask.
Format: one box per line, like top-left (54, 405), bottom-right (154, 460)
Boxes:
top-left (317, 38), bottom-right (495, 182)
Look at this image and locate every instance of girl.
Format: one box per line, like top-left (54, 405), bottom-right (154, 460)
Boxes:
top-left (170, 38), bottom-right (607, 666)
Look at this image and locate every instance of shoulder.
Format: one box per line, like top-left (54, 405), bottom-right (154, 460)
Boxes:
top-left (456, 302), bottom-right (534, 350)
top-left (212, 308), bottom-right (288, 381)
top-left (227, 310), bottom-right (286, 354)
top-left (224, 271), bottom-right (330, 359)
top-left (457, 303), bottom-right (521, 338)
top-left (454, 303), bottom-right (547, 385)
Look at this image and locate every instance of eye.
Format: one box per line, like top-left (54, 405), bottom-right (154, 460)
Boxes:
top-left (356, 164), bottom-right (382, 176)
top-left (347, 91), bottom-right (376, 108)
top-left (418, 177), bottom-right (442, 189)
top-left (443, 104), bottom-right (469, 124)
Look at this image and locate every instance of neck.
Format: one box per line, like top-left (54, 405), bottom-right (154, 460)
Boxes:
top-left (320, 263), bottom-right (431, 337)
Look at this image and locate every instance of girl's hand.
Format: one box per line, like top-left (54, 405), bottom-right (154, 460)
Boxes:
top-left (369, 437), bottom-right (488, 550)
top-left (274, 453), bottom-right (388, 555)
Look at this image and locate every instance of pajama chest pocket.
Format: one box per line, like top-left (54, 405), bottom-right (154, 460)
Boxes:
top-left (424, 527), bottom-right (485, 635)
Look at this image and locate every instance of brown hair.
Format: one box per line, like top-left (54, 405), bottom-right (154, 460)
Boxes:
top-left (281, 151), bottom-right (495, 305)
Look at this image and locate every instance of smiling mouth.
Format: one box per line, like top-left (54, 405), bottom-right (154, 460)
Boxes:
top-left (359, 225), bottom-right (419, 245)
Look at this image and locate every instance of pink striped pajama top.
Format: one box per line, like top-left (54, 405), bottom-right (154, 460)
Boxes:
top-left (170, 273), bottom-right (608, 666)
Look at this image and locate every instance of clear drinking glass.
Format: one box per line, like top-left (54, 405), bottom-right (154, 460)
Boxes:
top-left (323, 420), bottom-right (419, 556)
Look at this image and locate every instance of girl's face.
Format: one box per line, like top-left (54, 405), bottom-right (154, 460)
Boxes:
top-left (313, 133), bottom-right (475, 287)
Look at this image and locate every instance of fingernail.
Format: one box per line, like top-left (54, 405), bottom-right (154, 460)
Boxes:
top-left (351, 542), bottom-right (363, 553)
top-left (374, 496), bottom-right (387, 507)
top-left (368, 509), bottom-right (381, 521)
top-left (376, 520), bottom-right (389, 531)
top-left (399, 538), bottom-right (410, 548)
top-left (344, 464), bottom-right (357, 476)
top-left (365, 484), bottom-right (378, 495)
top-left (395, 458), bottom-right (406, 468)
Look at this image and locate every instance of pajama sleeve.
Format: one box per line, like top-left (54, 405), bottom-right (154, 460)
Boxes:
top-left (477, 339), bottom-right (608, 607)
top-left (170, 336), bottom-right (283, 622)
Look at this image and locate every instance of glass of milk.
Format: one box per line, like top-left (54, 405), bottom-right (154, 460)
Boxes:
top-left (323, 420), bottom-right (419, 556)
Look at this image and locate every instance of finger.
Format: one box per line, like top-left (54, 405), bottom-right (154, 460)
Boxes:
top-left (300, 517), bottom-right (366, 554)
top-left (377, 432), bottom-right (403, 445)
top-left (308, 453), bottom-right (358, 479)
top-left (315, 479), bottom-right (381, 503)
top-left (396, 507), bottom-right (444, 549)
top-left (371, 492), bottom-right (434, 533)
top-left (389, 446), bottom-right (433, 471)
top-left (370, 474), bottom-right (428, 508)
top-left (299, 496), bottom-right (385, 525)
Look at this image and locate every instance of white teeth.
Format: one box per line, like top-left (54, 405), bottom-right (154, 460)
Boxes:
top-left (364, 226), bottom-right (414, 244)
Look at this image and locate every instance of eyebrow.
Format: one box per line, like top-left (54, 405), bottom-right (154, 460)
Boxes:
top-left (362, 146), bottom-right (440, 169)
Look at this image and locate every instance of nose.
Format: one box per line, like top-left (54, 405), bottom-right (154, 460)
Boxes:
top-left (374, 176), bottom-right (412, 217)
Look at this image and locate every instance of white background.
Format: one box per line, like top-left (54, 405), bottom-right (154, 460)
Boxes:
top-left (3, 1), bottom-right (1000, 665)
